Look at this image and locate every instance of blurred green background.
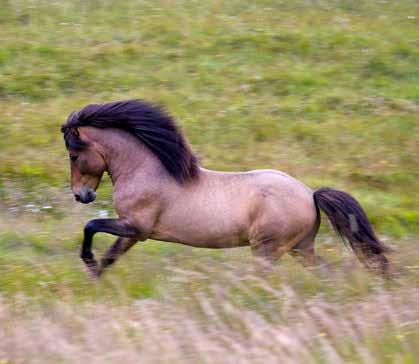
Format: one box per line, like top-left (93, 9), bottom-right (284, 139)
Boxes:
top-left (1, 0), bottom-right (418, 236)
top-left (0, 1), bottom-right (418, 362)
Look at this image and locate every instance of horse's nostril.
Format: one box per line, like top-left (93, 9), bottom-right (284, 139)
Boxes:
top-left (74, 194), bottom-right (81, 201)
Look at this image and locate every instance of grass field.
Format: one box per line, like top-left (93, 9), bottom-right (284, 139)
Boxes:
top-left (0, 1), bottom-right (418, 363)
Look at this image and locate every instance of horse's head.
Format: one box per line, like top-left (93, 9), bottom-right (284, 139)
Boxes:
top-left (62, 126), bottom-right (106, 204)
top-left (61, 100), bottom-right (200, 204)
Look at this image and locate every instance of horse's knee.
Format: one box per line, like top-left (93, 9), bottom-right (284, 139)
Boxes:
top-left (84, 220), bottom-right (97, 236)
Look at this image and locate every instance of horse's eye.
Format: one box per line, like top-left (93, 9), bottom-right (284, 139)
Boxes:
top-left (70, 155), bottom-right (78, 162)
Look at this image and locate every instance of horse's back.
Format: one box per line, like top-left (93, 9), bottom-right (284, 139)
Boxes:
top-left (199, 168), bottom-right (316, 224)
top-left (245, 169), bottom-right (314, 208)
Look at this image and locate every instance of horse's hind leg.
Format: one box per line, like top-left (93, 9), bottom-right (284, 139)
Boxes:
top-left (290, 217), bottom-right (330, 271)
top-left (251, 239), bottom-right (284, 264)
top-left (250, 239), bottom-right (284, 275)
top-left (290, 240), bottom-right (332, 279)
top-left (289, 240), bottom-right (326, 267)
top-left (250, 234), bottom-right (301, 275)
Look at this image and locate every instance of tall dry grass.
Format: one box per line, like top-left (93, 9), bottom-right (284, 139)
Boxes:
top-left (0, 261), bottom-right (417, 364)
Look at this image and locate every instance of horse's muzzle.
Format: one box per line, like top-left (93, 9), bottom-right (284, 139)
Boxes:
top-left (74, 188), bottom-right (96, 204)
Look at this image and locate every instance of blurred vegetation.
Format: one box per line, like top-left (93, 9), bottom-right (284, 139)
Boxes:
top-left (0, 0), bottom-right (418, 237)
top-left (0, 1), bottom-right (418, 362)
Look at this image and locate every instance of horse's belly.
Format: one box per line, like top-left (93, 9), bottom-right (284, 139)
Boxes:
top-left (155, 235), bottom-right (250, 249)
top-left (150, 210), bottom-right (250, 248)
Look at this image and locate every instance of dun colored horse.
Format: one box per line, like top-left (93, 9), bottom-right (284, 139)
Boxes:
top-left (61, 100), bottom-right (390, 278)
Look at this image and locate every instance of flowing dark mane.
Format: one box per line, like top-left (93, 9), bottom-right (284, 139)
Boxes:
top-left (61, 100), bottom-right (199, 183)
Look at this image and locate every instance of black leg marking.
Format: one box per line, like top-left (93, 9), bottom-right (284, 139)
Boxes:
top-left (99, 237), bottom-right (138, 274)
top-left (80, 219), bottom-right (138, 277)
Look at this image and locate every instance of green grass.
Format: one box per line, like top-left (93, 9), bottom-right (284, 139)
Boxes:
top-left (1, 0), bottom-right (418, 235)
top-left (0, 1), bottom-right (418, 362)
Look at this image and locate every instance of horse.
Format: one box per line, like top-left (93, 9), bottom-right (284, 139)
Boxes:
top-left (61, 100), bottom-right (390, 278)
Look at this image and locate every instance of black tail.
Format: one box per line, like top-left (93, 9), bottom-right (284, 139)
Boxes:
top-left (313, 188), bottom-right (390, 275)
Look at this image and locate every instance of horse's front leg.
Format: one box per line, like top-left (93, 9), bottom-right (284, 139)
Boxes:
top-left (98, 237), bottom-right (138, 275)
top-left (81, 219), bottom-right (139, 278)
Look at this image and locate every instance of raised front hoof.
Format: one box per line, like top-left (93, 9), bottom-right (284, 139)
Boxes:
top-left (87, 266), bottom-right (102, 280)
top-left (83, 265), bottom-right (103, 281)
top-left (82, 257), bottom-right (101, 280)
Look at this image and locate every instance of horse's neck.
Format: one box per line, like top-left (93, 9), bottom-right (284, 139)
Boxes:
top-left (95, 128), bottom-right (167, 187)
